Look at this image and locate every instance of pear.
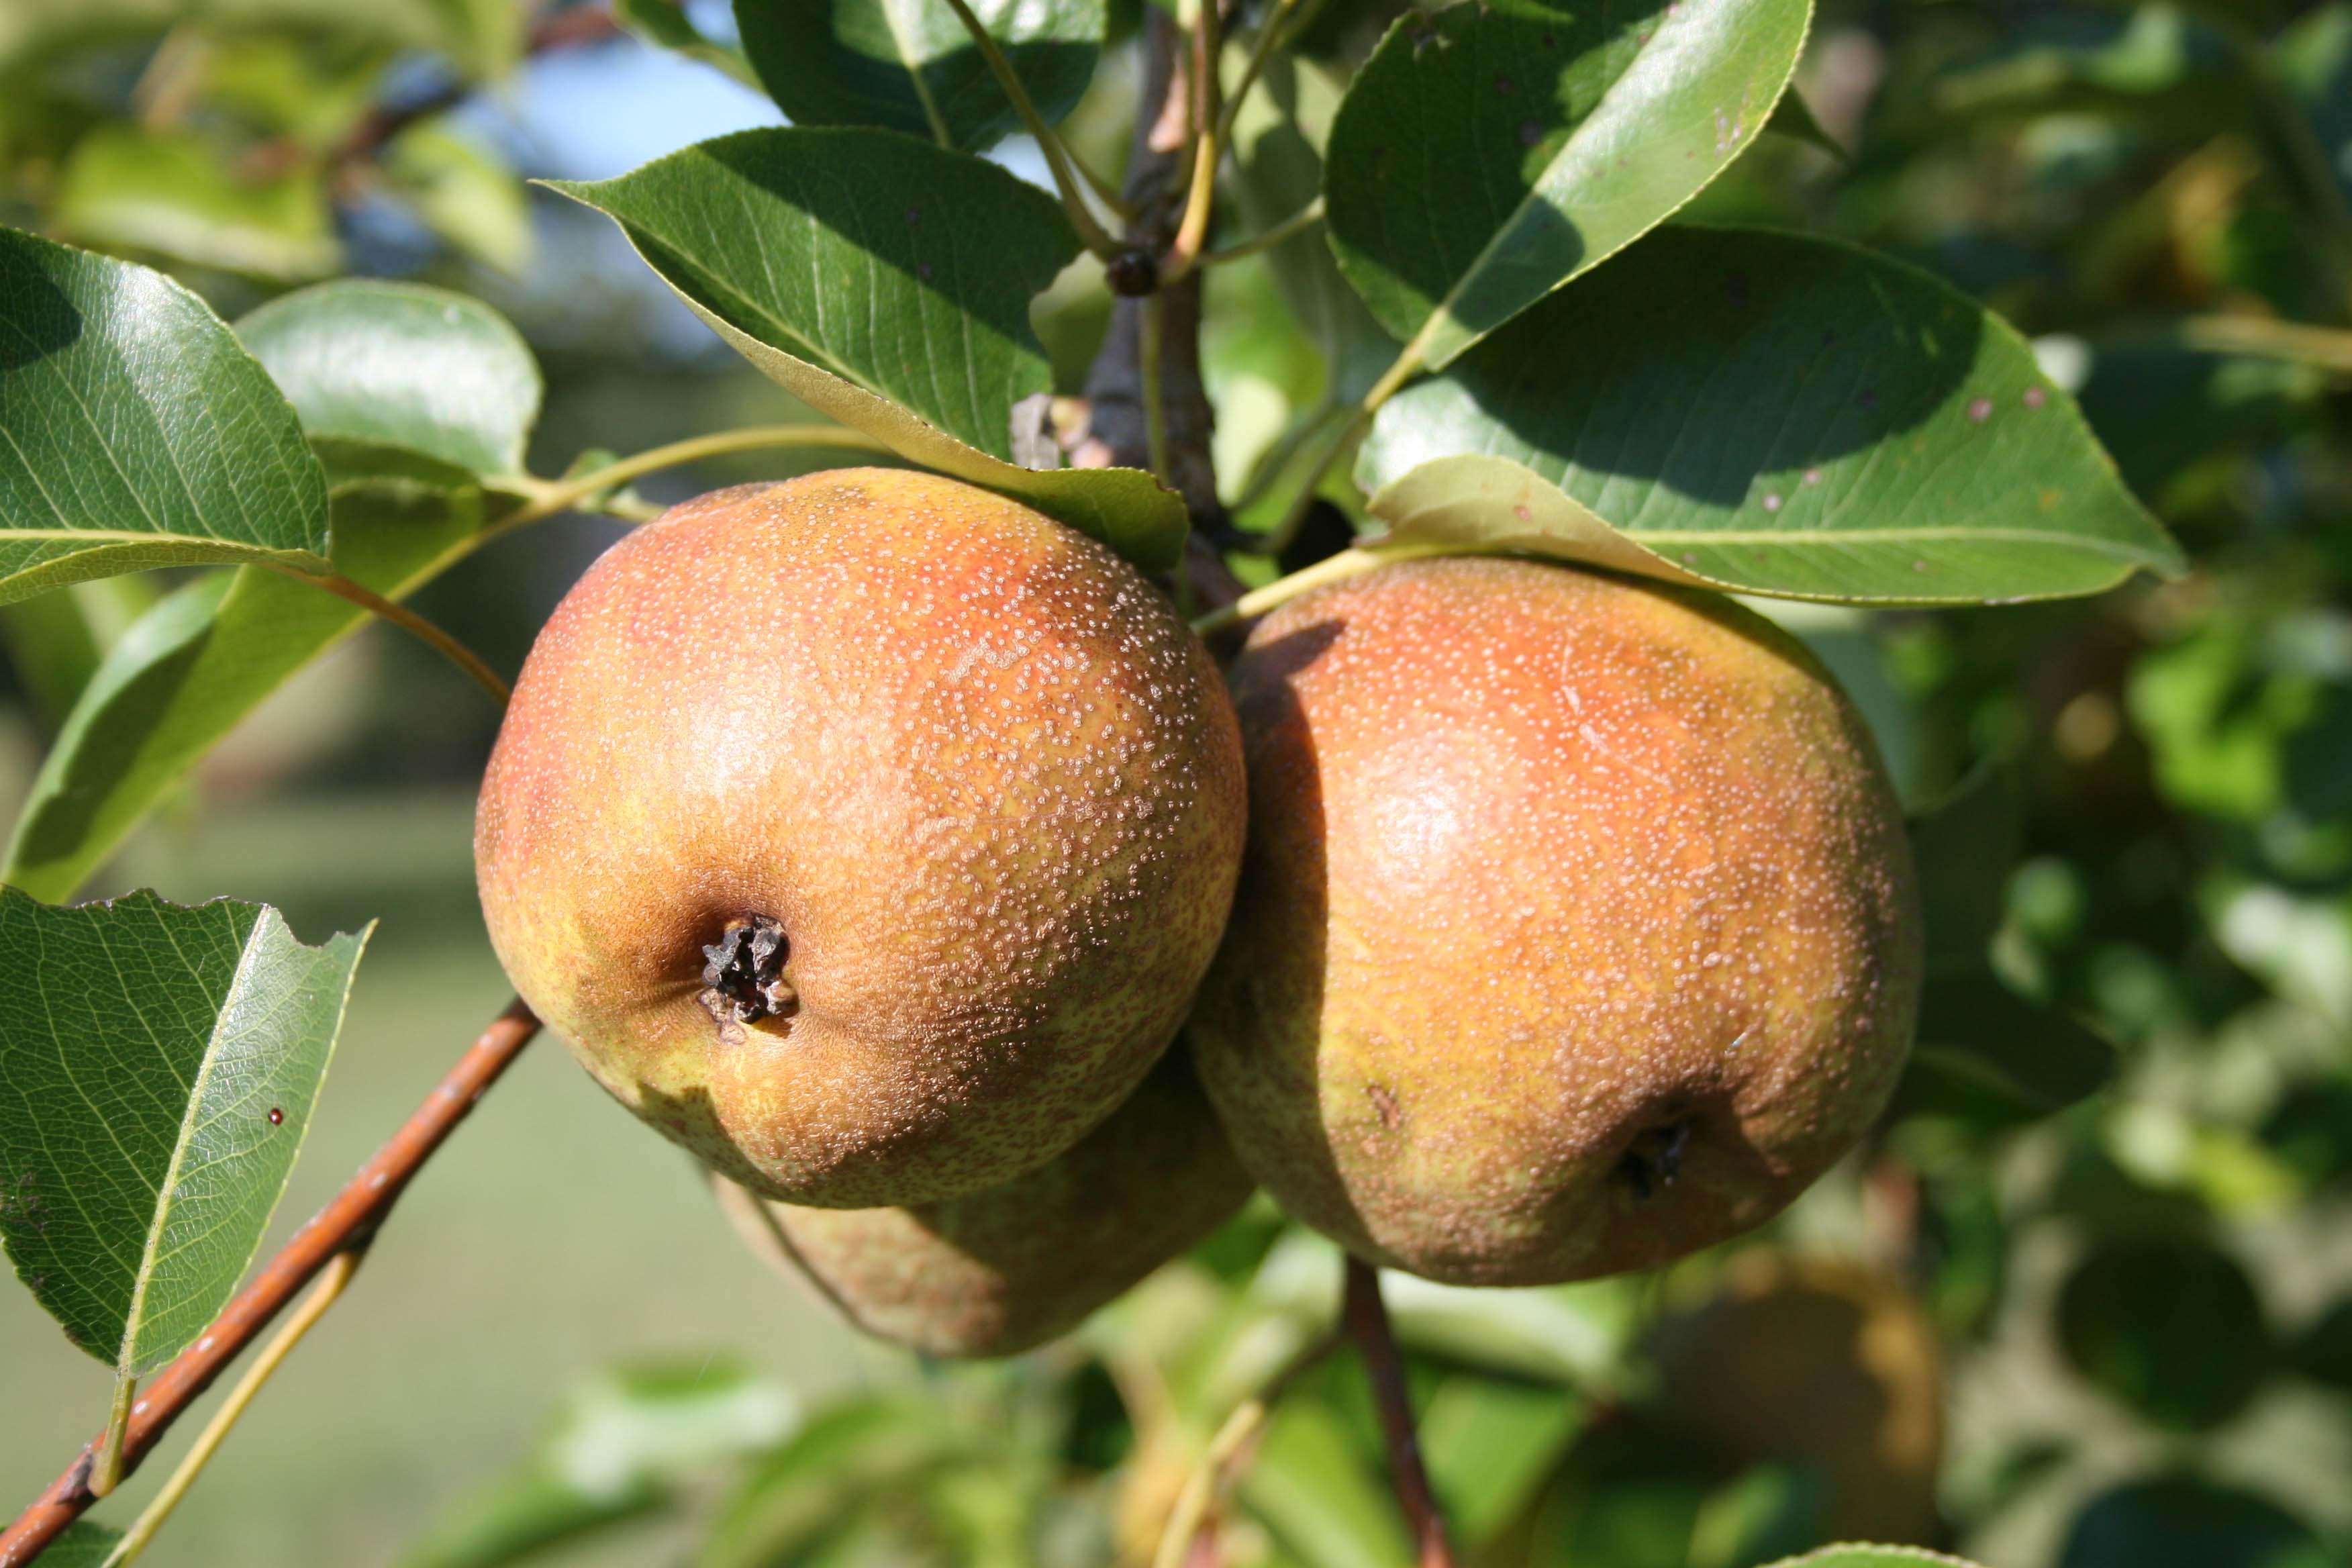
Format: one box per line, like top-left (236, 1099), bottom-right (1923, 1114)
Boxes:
top-left (716, 1044), bottom-right (1251, 1357)
top-left (476, 470), bottom-right (1246, 1208)
top-left (1190, 557), bottom-right (1920, 1285)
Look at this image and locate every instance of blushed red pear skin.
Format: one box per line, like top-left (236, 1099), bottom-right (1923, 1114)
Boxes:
top-left (1189, 556), bottom-right (1922, 1287)
top-left (475, 470), bottom-right (1247, 1209)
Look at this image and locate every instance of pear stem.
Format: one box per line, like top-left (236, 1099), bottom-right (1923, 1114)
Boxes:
top-left (1344, 1258), bottom-right (1458, 1568)
top-left (0, 1001), bottom-right (542, 1565)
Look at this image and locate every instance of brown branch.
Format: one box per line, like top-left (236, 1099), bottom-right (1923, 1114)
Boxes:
top-left (1343, 1257), bottom-right (1457, 1568)
top-left (0, 1000), bottom-right (543, 1567)
top-left (1072, 7), bottom-right (1245, 617)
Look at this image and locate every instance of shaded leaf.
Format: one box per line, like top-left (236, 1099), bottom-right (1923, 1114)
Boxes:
top-left (1903, 968), bottom-right (2117, 1123)
top-left (237, 280), bottom-right (542, 480)
top-left (39, 1522), bottom-right (126, 1568)
top-left (0, 228), bottom-right (332, 601)
top-left (2057, 1239), bottom-right (2273, 1430)
top-left (53, 126), bottom-right (339, 281)
top-left (616, 0), bottom-right (758, 85)
top-left (701, 1397), bottom-right (970, 1568)
top-left (0, 576), bottom-right (157, 735)
top-left (3, 486), bottom-right (496, 903)
top-left (2059, 1477), bottom-right (2329, 1568)
top-left (550, 129), bottom-right (1185, 568)
top-left (0, 890), bottom-right (368, 1373)
top-left (1357, 228), bottom-right (2184, 605)
top-left (1910, 760), bottom-right (2024, 971)
top-left (1764, 89), bottom-right (1846, 159)
top-left (1324, 0), bottom-right (1810, 368)
top-left (736, 0), bottom-right (1102, 152)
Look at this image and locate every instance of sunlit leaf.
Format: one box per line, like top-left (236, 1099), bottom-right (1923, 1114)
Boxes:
top-left (0, 228), bottom-right (332, 601)
top-left (550, 129), bottom-right (1186, 569)
top-left (616, 0), bottom-right (758, 85)
top-left (1357, 228), bottom-right (2184, 605)
top-left (53, 126), bottom-right (339, 281)
top-left (0, 890), bottom-right (368, 1373)
top-left (1324, 0), bottom-right (1810, 367)
top-left (237, 279), bottom-right (543, 481)
top-left (383, 122), bottom-right (536, 277)
top-left (736, 0), bottom-right (1102, 152)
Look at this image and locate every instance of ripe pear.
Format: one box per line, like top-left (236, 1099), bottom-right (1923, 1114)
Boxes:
top-left (1190, 557), bottom-right (1921, 1286)
top-left (475, 470), bottom-right (1246, 1208)
top-left (716, 1044), bottom-right (1251, 1357)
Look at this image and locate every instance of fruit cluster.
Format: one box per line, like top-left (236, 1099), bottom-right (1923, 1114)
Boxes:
top-left (475, 471), bottom-right (1923, 1357)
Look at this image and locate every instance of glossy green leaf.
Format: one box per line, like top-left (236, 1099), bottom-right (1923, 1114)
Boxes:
top-left (1763, 1550), bottom-right (1990, 1568)
top-left (0, 889), bottom-right (368, 1372)
top-left (1324, 0), bottom-right (1810, 368)
top-left (2057, 1239), bottom-right (2273, 1430)
top-left (405, 1361), bottom-right (797, 1568)
top-left (0, 228), bottom-right (332, 601)
top-left (736, 0), bottom-right (1102, 152)
top-left (1418, 1373), bottom-right (1583, 1542)
top-left (53, 125), bottom-right (339, 281)
top-left (616, 0), bottom-right (758, 85)
top-left (237, 280), bottom-right (543, 480)
top-left (550, 129), bottom-right (1186, 569)
top-left (3, 487), bottom-right (499, 903)
top-left (1357, 228), bottom-right (2184, 605)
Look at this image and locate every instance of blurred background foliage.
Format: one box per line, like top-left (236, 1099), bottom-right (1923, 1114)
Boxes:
top-left (1, 1), bottom-right (2349, 1566)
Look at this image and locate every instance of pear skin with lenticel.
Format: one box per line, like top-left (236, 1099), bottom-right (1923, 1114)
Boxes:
top-left (474, 470), bottom-right (1247, 1208)
top-left (1189, 556), bottom-right (1922, 1286)
top-left (715, 1043), bottom-right (1252, 1358)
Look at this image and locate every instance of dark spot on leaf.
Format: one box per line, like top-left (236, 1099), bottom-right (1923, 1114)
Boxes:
top-left (1722, 271), bottom-right (1750, 309)
top-left (1493, 74), bottom-right (1513, 95)
top-left (1518, 119), bottom-right (1543, 147)
top-left (2023, 385), bottom-right (2048, 409)
top-left (1968, 395), bottom-right (1994, 423)
top-left (268, 1107), bottom-right (284, 1125)
top-left (1859, 388), bottom-right (1880, 409)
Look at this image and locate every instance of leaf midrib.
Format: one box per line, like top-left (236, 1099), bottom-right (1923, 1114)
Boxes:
top-left (114, 910), bottom-right (258, 1374)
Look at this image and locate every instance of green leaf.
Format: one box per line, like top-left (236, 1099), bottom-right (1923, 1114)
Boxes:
top-left (53, 125), bottom-right (340, 282)
top-left (2057, 1239), bottom-right (2274, 1430)
top-left (1903, 968), bottom-right (2116, 1123)
top-left (0, 576), bottom-right (158, 734)
top-left (0, 889), bottom-right (369, 1373)
top-left (0, 227), bottom-right (333, 602)
top-left (1356, 228), bottom-right (2184, 605)
top-left (236, 280), bottom-right (543, 480)
top-left (1324, 0), bottom-right (1810, 369)
top-left (549, 129), bottom-right (1185, 569)
top-left (736, 0), bottom-right (1103, 152)
top-left (1910, 761), bottom-right (2024, 972)
top-left (1765, 1551), bottom-right (1979, 1568)
top-left (2280, 6), bottom-right (2352, 210)
top-left (40, 1522), bottom-right (126, 1568)
top-left (3, 487), bottom-right (497, 904)
top-left (1230, 54), bottom-right (1397, 407)
top-left (2060, 1477), bottom-right (2329, 1568)
top-left (616, 0), bottom-right (759, 85)
top-left (1242, 1395), bottom-right (1413, 1568)
top-left (405, 1361), bottom-right (797, 1568)
top-left (383, 122), bottom-right (536, 277)
top-left (1763, 89), bottom-right (1845, 160)
top-left (701, 1397), bottom-right (969, 1568)
top-left (1418, 1373), bottom-right (1583, 1543)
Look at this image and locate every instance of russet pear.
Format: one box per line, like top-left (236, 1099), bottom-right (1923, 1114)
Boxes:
top-left (1190, 557), bottom-right (1921, 1285)
top-left (717, 1044), bottom-right (1252, 1357)
top-left (476, 470), bottom-right (1246, 1208)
